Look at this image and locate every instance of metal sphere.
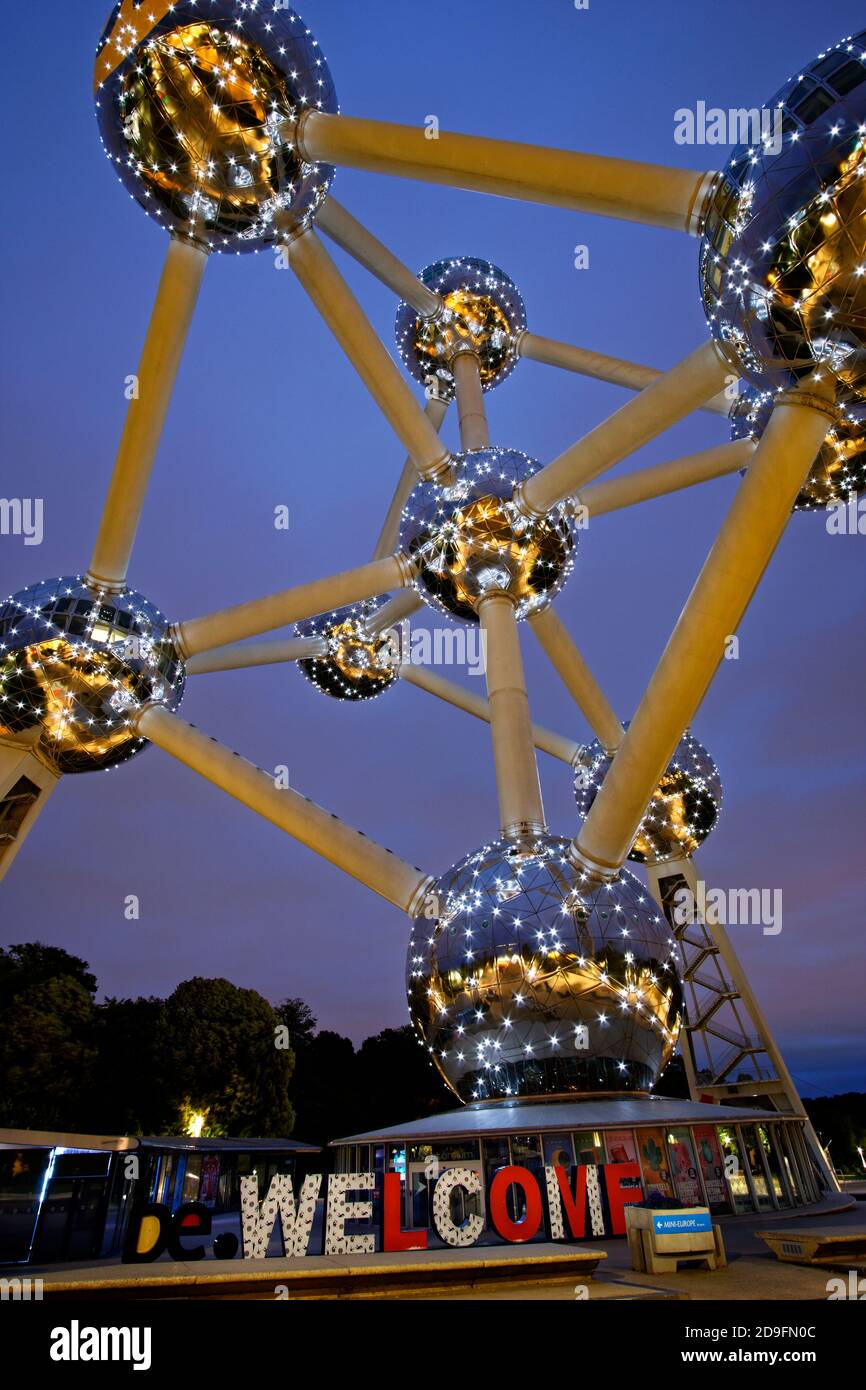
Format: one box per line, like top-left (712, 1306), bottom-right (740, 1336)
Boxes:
top-left (700, 31), bottom-right (866, 403)
top-left (730, 386), bottom-right (866, 509)
top-left (295, 597), bottom-right (397, 702)
top-left (95, 2), bottom-right (337, 251)
top-left (574, 729), bottom-right (722, 865)
top-left (0, 577), bottom-right (185, 775)
top-left (395, 256), bottom-right (526, 400)
top-left (399, 447), bottom-right (575, 622)
top-left (407, 834), bottom-right (683, 1103)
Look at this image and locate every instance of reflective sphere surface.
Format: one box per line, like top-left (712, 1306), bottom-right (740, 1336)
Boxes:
top-left (407, 834), bottom-right (683, 1103)
top-left (295, 597), bottom-right (397, 701)
top-left (730, 386), bottom-right (866, 508)
top-left (395, 257), bottom-right (526, 400)
top-left (95, 2), bottom-right (337, 251)
top-left (400, 448), bottom-right (575, 622)
top-left (700, 31), bottom-right (866, 403)
top-left (0, 577), bottom-right (185, 775)
top-left (574, 729), bottom-right (722, 865)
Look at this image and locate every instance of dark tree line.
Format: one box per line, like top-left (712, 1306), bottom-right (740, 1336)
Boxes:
top-left (0, 943), bottom-right (294, 1137)
top-left (276, 999), bottom-right (451, 1147)
top-left (0, 944), bottom-right (450, 1144)
top-left (804, 1093), bottom-right (866, 1174)
top-left (4, 943), bottom-right (857, 1162)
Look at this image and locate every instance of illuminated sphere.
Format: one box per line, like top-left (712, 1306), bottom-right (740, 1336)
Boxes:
top-left (699, 31), bottom-right (866, 404)
top-left (730, 386), bottom-right (866, 508)
top-left (407, 834), bottom-right (683, 1103)
top-left (399, 447), bottom-right (575, 622)
top-left (95, 2), bottom-right (337, 251)
top-left (395, 257), bottom-right (526, 400)
top-left (574, 729), bottom-right (722, 865)
top-left (0, 577), bottom-right (185, 775)
top-left (295, 597), bottom-right (397, 702)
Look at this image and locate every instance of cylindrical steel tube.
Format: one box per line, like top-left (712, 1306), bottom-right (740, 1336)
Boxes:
top-left (478, 592), bottom-right (547, 839)
top-left (87, 237), bottom-right (208, 590)
top-left (136, 705), bottom-right (433, 915)
top-left (573, 378), bottom-right (837, 876)
top-left (175, 555), bottom-right (410, 659)
top-left (299, 112), bottom-right (714, 234)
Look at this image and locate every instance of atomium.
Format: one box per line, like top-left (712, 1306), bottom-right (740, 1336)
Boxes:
top-left (700, 30), bottom-right (866, 403)
top-left (730, 386), bottom-right (866, 509)
top-left (2, 7), bottom-right (854, 1164)
top-left (0, 577), bottom-right (184, 775)
top-left (574, 730), bottom-right (722, 865)
top-left (407, 834), bottom-right (683, 1103)
top-left (95, 1), bottom-right (338, 251)
top-left (399, 447), bottom-right (576, 622)
top-left (395, 257), bottom-right (526, 401)
top-left (295, 598), bottom-right (397, 701)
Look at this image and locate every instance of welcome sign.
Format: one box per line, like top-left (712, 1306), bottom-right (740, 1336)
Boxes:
top-left (123, 1162), bottom-right (645, 1262)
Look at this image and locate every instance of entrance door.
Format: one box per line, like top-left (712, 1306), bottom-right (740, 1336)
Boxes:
top-left (30, 1177), bottom-right (107, 1263)
top-left (406, 1161), bottom-right (485, 1234)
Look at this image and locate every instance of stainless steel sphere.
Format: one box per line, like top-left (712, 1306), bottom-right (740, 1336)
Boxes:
top-left (574, 729), bottom-right (722, 865)
top-left (730, 386), bottom-right (866, 508)
top-left (0, 577), bottom-right (185, 775)
top-left (399, 447), bottom-right (575, 622)
top-left (95, 2), bottom-right (337, 251)
top-left (295, 597), bottom-right (397, 701)
top-left (395, 257), bottom-right (526, 400)
top-left (407, 834), bottom-right (683, 1103)
top-left (700, 31), bottom-right (866, 404)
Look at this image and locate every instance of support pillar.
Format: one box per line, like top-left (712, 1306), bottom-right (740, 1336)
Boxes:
top-left (477, 592), bottom-right (546, 840)
top-left (297, 111), bottom-right (715, 233)
top-left (0, 743), bottom-right (60, 883)
top-left (516, 340), bottom-right (733, 518)
top-left (286, 228), bottom-right (451, 482)
top-left (87, 236), bottom-right (208, 591)
top-left (135, 706), bottom-right (433, 916)
top-left (645, 854), bottom-right (839, 1194)
top-left (174, 554), bottom-right (413, 659)
top-left (373, 396), bottom-right (449, 560)
top-left (451, 350), bottom-right (489, 451)
top-left (573, 375), bottom-right (837, 878)
top-left (528, 608), bottom-right (622, 753)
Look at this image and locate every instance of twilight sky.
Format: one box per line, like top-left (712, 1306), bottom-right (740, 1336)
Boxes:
top-left (1, 0), bottom-right (864, 1098)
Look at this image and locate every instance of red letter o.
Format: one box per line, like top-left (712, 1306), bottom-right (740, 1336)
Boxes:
top-left (489, 1166), bottom-right (543, 1242)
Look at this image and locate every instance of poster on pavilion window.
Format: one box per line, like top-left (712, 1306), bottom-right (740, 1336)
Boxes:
top-left (636, 1127), bottom-right (674, 1198)
top-left (199, 1154), bottom-right (220, 1206)
top-left (693, 1125), bottom-right (731, 1213)
top-left (604, 1129), bottom-right (638, 1165)
top-left (666, 1127), bottom-right (705, 1206)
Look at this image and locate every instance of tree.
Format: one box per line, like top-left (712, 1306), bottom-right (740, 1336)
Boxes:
top-left (157, 977), bottom-right (294, 1137)
top-left (354, 1026), bottom-right (451, 1131)
top-left (275, 997), bottom-right (318, 1051)
top-left (278, 1008), bottom-right (453, 1147)
top-left (85, 996), bottom-right (168, 1135)
top-left (0, 942), bottom-right (97, 1008)
top-left (0, 975), bottom-right (97, 1129)
top-left (804, 1093), bottom-right (866, 1173)
top-left (289, 1028), bottom-right (358, 1146)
